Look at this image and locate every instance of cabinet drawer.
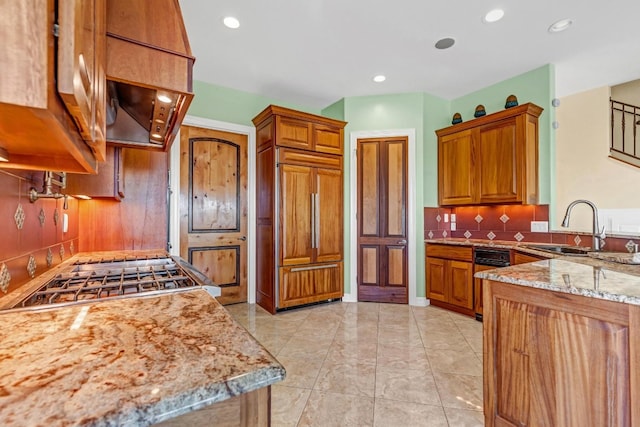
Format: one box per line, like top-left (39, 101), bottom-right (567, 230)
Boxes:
top-left (278, 262), bottom-right (343, 309)
top-left (426, 244), bottom-right (472, 262)
top-left (512, 250), bottom-right (548, 265)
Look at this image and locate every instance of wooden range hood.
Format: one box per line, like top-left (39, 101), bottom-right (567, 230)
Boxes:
top-left (105, 0), bottom-right (194, 151)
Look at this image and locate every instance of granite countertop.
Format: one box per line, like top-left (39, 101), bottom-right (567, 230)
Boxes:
top-left (475, 258), bottom-right (640, 305)
top-left (0, 286), bottom-right (285, 426)
top-left (425, 238), bottom-right (640, 276)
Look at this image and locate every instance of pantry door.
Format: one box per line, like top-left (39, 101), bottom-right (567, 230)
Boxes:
top-left (179, 125), bottom-right (247, 305)
top-left (357, 136), bottom-right (408, 303)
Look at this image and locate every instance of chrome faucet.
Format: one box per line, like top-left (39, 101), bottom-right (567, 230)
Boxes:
top-left (561, 199), bottom-right (605, 251)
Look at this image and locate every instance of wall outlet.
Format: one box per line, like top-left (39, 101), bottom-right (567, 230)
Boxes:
top-left (444, 213), bottom-right (449, 223)
top-left (530, 221), bottom-right (548, 233)
top-left (450, 223), bottom-right (457, 231)
top-left (451, 214), bottom-right (456, 222)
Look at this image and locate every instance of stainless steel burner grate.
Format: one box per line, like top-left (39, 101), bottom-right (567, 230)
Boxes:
top-left (17, 257), bottom-right (199, 308)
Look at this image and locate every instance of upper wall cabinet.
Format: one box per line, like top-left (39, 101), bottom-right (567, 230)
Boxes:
top-left (436, 103), bottom-right (543, 206)
top-left (0, 0), bottom-right (106, 173)
top-left (254, 105), bottom-right (344, 155)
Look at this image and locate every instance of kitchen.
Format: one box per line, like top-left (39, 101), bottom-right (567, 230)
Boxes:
top-left (2, 0), bottom-right (640, 426)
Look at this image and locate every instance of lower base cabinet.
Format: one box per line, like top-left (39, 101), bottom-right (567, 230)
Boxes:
top-left (484, 280), bottom-right (640, 426)
top-left (426, 244), bottom-right (474, 316)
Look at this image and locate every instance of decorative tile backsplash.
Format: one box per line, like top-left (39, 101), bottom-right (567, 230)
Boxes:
top-left (0, 170), bottom-right (79, 296)
top-left (424, 204), bottom-right (639, 252)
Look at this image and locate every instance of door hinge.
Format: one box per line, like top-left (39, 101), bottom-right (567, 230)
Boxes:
top-left (53, 23), bottom-right (59, 37)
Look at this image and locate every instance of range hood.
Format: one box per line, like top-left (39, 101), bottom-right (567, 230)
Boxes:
top-left (105, 0), bottom-right (194, 151)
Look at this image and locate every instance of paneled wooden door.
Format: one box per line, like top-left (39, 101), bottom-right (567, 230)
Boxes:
top-left (179, 125), bottom-right (248, 305)
top-left (357, 137), bottom-right (408, 303)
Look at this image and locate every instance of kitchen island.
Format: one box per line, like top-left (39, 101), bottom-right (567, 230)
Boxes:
top-left (0, 287), bottom-right (285, 426)
top-left (477, 259), bottom-right (640, 427)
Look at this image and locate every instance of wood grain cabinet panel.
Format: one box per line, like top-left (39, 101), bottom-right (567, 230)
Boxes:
top-left (426, 244), bottom-right (474, 316)
top-left (0, 0), bottom-right (102, 173)
top-left (436, 103), bottom-right (543, 206)
top-left (253, 105), bottom-right (347, 313)
top-left (484, 280), bottom-right (637, 426)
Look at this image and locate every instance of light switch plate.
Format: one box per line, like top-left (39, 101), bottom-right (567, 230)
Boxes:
top-left (530, 221), bottom-right (549, 233)
top-left (451, 214), bottom-right (456, 222)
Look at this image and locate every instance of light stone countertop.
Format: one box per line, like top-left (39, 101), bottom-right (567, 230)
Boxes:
top-left (0, 287), bottom-right (285, 426)
top-left (475, 259), bottom-right (640, 305)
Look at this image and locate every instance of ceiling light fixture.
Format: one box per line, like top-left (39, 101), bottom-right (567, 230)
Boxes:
top-left (373, 75), bottom-right (386, 83)
top-left (0, 146), bottom-right (9, 162)
top-left (435, 38), bottom-right (455, 50)
top-left (483, 9), bottom-right (505, 23)
top-left (223, 16), bottom-right (240, 29)
top-left (548, 18), bottom-right (573, 33)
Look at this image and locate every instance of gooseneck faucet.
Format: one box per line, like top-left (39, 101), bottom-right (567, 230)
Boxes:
top-left (561, 199), bottom-right (605, 251)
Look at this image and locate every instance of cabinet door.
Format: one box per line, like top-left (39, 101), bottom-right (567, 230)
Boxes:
top-left (438, 130), bottom-right (475, 205)
top-left (313, 124), bottom-right (343, 155)
top-left (449, 260), bottom-right (473, 309)
top-left (477, 119), bottom-right (519, 203)
top-left (275, 116), bottom-right (312, 151)
top-left (279, 164), bottom-right (313, 265)
top-left (279, 262), bottom-right (343, 308)
top-left (426, 257), bottom-right (447, 302)
top-left (57, 0), bottom-right (106, 161)
top-left (486, 282), bottom-right (631, 427)
top-left (315, 167), bottom-right (343, 263)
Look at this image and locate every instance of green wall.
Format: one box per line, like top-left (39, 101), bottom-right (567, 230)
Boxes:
top-left (188, 81), bottom-right (319, 125)
top-left (187, 64), bottom-right (555, 303)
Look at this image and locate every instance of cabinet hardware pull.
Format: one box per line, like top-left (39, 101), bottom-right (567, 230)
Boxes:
top-left (315, 192), bottom-right (320, 250)
top-left (290, 264), bottom-right (338, 272)
top-left (310, 193), bottom-right (316, 248)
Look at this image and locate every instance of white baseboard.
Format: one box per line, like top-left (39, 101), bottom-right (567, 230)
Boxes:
top-left (342, 292), bottom-right (357, 303)
top-left (411, 297), bottom-right (430, 307)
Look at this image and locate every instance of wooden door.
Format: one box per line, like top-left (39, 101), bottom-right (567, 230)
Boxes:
top-left (315, 167), bottom-right (343, 263)
top-left (438, 130), bottom-right (474, 205)
top-left (179, 125), bottom-right (248, 305)
top-left (279, 164), bottom-right (313, 266)
top-left (477, 119), bottom-right (519, 203)
top-left (357, 137), bottom-right (408, 303)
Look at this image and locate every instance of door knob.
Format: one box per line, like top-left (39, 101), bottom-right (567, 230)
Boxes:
top-left (239, 236), bottom-right (247, 241)
top-left (398, 239), bottom-right (407, 244)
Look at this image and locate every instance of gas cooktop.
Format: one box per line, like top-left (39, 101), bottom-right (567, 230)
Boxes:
top-left (14, 255), bottom-right (206, 309)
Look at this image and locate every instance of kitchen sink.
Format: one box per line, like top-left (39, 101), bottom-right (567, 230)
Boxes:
top-left (523, 244), bottom-right (590, 256)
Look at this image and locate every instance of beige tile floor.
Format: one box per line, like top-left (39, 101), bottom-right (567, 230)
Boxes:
top-left (225, 301), bottom-right (484, 427)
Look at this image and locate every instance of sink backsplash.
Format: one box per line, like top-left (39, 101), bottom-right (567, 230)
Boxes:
top-left (0, 169), bottom-right (79, 296)
top-left (425, 204), bottom-right (640, 253)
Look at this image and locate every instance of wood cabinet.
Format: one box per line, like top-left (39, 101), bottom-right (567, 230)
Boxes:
top-left (253, 105), bottom-right (347, 313)
top-left (425, 244), bottom-right (474, 316)
top-left (484, 280), bottom-right (639, 426)
top-left (65, 145), bottom-right (124, 200)
top-left (436, 103), bottom-right (543, 206)
top-left (512, 250), bottom-right (548, 265)
top-left (0, 0), bottom-right (105, 173)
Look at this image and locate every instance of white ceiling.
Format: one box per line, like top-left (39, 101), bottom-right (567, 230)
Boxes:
top-left (180, 0), bottom-right (640, 110)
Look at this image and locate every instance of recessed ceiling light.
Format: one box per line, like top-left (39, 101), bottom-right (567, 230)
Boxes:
top-left (223, 16), bottom-right (240, 29)
top-left (435, 38), bottom-right (455, 50)
top-left (373, 75), bottom-right (386, 83)
top-left (484, 9), bottom-right (504, 23)
top-left (548, 18), bottom-right (573, 33)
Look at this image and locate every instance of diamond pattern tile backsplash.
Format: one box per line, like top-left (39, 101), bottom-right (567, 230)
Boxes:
top-left (0, 170), bottom-right (79, 295)
top-left (424, 204), bottom-right (638, 251)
